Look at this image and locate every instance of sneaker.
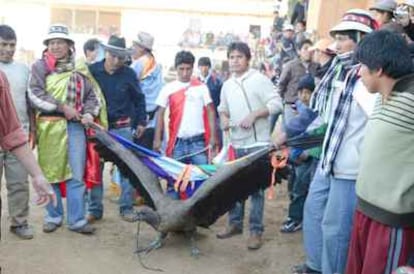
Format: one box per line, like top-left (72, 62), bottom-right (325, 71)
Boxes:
top-left (43, 222), bottom-right (61, 233)
top-left (216, 225), bottom-right (243, 239)
top-left (282, 217), bottom-right (293, 226)
top-left (71, 223), bottom-right (96, 235)
top-left (247, 234), bottom-right (262, 250)
top-left (292, 263), bottom-right (321, 274)
top-left (280, 220), bottom-right (302, 233)
top-left (120, 210), bottom-right (138, 223)
top-left (10, 224), bottom-right (34, 240)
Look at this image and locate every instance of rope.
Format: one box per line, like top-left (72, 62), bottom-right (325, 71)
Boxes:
top-left (267, 148), bottom-right (289, 200)
top-left (135, 221), bottom-right (163, 272)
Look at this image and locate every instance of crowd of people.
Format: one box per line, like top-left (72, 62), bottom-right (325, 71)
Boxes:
top-left (0, 0), bottom-right (414, 273)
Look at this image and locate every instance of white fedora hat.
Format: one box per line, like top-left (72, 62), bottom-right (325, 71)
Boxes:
top-left (133, 31), bottom-right (154, 51)
top-left (43, 24), bottom-right (74, 46)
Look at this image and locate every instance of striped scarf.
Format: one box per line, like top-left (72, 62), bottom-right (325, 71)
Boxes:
top-left (310, 52), bottom-right (355, 122)
top-left (320, 56), bottom-right (360, 175)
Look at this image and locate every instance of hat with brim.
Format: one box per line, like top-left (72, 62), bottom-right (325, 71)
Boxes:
top-left (330, 9), bottom-right (377, 37)
top-left (404, 0), bottom-right (414, 7)
top-left (133, 31), bottom-right (154, 51)
top-left (43, 24), bottom-right (74, 46)
top-left (369, 0), bottom-right (397, 12)
top-left (101, 35), bottom-right (134, 57)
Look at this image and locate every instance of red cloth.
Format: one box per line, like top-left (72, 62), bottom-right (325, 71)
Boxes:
top-left (166, 78), bottom-right (211, 157)
top-left (84, 128), bottom-right (102, 190)
top-left (346, 210), bottom-right (414, 274)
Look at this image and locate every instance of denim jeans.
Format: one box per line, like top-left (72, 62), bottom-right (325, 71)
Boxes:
top-left (44, 122), bottom-right (88, 230)
top-left (288, 157), bottom-right (318, 223)
top-left (172, 135), bottom-right (208, 165)
top-left (227, 147), bottom-right (265, 235)
top-left (86, 183), bottom-right (103, 219)
top-left (303, 166), bottom-right (357, 273)
top-left (109, 127), bottom-right (135, 214)
top-left (167, 135), bottom-right (208, 199)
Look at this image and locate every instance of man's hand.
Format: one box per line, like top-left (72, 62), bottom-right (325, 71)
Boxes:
top-left (209, 137), bottom-right (218, 158)
top-left (80, 113), bottom-right (94, 126)
top-left (32, 175), bottom-right (56, 207)
top-left (61, 104), bottom-right (81, 121)
top-left (135, 125), bottom-right (146, 139)
top-left (239, 112), bottom-right (257, 129)
top-left (153, 139), bottom-right (162, 152)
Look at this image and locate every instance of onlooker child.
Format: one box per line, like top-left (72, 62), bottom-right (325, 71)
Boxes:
top-left (281, 74), bottom-right (319, 233)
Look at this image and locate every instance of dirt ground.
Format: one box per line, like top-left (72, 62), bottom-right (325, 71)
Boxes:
top-left (0, 167), bottom-right (303, 274)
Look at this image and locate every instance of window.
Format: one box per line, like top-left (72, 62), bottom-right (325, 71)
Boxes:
top-left (50, 7), bottom-right (120, 36)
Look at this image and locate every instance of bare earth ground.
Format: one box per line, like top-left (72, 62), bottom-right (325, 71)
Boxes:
top-left (0, 166), bottom-right (303, 274)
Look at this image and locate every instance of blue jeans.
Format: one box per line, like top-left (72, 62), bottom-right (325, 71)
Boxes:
top-left (44, 122), bottom-right (88, 230)
top-left (86, 182), bottom-right (103, 219)
top-left (167, 135), bottom-right (208, 199)
top-left (303, 167), bottom-right (357, 273)
top-left (109, 127), bottom-right (135, 214)
top-left (172, 135), bottom-right (208, 165)
top-left (288, 157), bottom-right (318, 223)
top-left (227, 147), bottom-right (265, 236)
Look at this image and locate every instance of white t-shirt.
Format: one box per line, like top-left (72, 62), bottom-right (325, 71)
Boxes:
top-left (156, 80), bottom-right (212, 138)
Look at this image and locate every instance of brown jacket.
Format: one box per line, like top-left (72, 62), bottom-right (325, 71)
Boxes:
top-left (278, 58), bottom-right (318, 104)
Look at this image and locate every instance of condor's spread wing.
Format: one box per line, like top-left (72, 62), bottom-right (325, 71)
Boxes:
top-left (185, 146), bottom-right (273, 228)
top-left (91, 125), bottom-right (163, 209)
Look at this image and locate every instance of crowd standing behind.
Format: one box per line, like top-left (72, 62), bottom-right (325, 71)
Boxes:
top-left (0, 0), bottom-right (414, 273)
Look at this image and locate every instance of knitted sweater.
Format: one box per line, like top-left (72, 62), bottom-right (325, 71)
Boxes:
top-left (218, 69), bottom-right (282, 148)
top-left (356, 73), bottom-right (414, 227)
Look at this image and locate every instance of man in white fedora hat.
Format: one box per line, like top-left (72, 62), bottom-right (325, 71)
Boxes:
top-left (277, 9), bottom-right (379, 274)
top-left (89, 35), bottom-right (146, 223)
top-left (131, 31), bottom-right (163, 149)
top-left (29, 23), bottom-right (103, 235)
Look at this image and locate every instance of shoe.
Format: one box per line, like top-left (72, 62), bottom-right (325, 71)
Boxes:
top-left (71, 223), bottom-right (95, 235)
top-left (280, 220), bottom-right (302, 233)
top-left (10, 224), bottom-right (34, 240)
top-left (120, 210), bottom-right (138, 223)
top-left (292, 263), bottom-right (321, 274)
top-left (282, 217), bottom-right (293, 226)
top-left (216, 225), bottom-right (243, 239)
top-left (86, 214), bottom-right (102, 224)
top-left (43, 222), bottom-right (61, 233)
top-left (247, 234), bottom-right (262, 250)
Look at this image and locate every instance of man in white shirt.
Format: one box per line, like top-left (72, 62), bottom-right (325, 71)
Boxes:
top-left (216, 42), bottom-right (282, 250)
top-left (153, 50), bottom-right (217, 199)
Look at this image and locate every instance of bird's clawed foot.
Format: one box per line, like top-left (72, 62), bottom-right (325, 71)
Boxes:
top-left (189, 231), bottom-right (201, 258)
top-left (191, 246), bottom-right (201, 258)
top-left (135, 233), bottom-right (166, 254)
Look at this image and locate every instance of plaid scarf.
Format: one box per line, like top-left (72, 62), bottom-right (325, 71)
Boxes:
top-left (67, 72), bottom-right (84, 112)
top-left (43, 50), bottom-right (84, 112)
top-left (310, 52), bottom-right (355, 122)
top-left (320, 55), bottom-right (360, 175)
